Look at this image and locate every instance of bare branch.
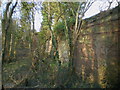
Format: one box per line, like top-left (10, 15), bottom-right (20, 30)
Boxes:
top-left (107, 0), bottom-right (113, 10)
top-left (4, 2), bottom-right (12, 19)
top-left (5, 2), bottom-right (18, 31)
top-left (9, 74), bottom-right (28, 87)
top-left (116, 0), bottom-right (120, 5)
top-left (9, 2), bottom-right (18, 18)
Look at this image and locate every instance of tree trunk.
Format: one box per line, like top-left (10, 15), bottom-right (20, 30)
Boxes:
top-left (2, 2), bottom-right (17, 63)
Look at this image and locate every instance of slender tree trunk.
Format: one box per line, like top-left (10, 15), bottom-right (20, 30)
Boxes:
top-left (47, 2), bottom-right (59, 61)
top-left (2, 2), bottom-right (17, 63)
top-left (64, 17), bottom-right (73, 70)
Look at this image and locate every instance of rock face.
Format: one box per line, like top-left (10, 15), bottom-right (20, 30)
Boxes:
top-left (43, 5), bottom-right (120, 88)
top-left (58, 40), bottom-right (69, 64)
top-left (45, 38), bottom-right (52, 53)
top-left (74, 5), bottom-right (120, 88)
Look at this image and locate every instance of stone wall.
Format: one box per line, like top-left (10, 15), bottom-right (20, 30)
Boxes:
top-left (58, 40), bottom-right (69, 64)
top-left (74, 5), bottom-right (120, 88)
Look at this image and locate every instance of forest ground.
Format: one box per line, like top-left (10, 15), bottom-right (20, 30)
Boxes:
top-left (2, 41), bottom-right (101, 88)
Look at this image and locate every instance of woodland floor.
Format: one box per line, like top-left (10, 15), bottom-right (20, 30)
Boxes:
top-left (3, 43), bottom-right (32, 88)
top-left (2, 42), bottom-right (101, 88)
